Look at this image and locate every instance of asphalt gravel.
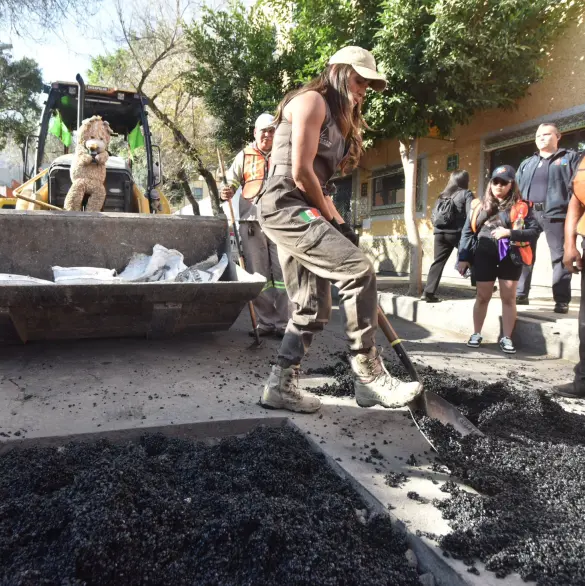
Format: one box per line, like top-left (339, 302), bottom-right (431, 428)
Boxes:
top-left (306, 354), bottom-right (585, 586)
top-left (0, 426), bottom-right (420, 586)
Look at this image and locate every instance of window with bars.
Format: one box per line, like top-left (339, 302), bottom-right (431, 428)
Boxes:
top-left (372, 170), bottom-right (405, 208)
top-left (371, 161), bottom-right (424, 213)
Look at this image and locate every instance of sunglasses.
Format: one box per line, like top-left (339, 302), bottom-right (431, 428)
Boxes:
top-left (492, 178), bottom-right (510, 187)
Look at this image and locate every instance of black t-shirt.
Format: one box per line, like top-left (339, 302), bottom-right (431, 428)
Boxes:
top-left (478, 213), bottom-right (505, 240)
top-left (528, 156), bottom-right (551, 203)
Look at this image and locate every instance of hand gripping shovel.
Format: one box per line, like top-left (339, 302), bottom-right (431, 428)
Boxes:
top-left (376, 305), bottom-right (483, 448)
top-left (217, 148), bottom-right (263, 349)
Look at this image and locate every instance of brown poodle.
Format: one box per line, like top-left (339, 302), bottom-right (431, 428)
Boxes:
top-left (64, 116), bottom-right (112, 211)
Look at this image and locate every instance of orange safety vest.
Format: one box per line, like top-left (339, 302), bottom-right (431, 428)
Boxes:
top-left (241, 145), bottom-right (269, 200)
top-left (470, 199), bottom-right (533, 265)
top-left (573, 154), bottom-right (585, 236)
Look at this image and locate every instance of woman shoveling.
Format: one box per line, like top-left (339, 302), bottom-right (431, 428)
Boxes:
top-left (256, 46), bottom-right (423, 413)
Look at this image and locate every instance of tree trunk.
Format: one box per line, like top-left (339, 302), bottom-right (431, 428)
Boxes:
top-left (177, 168), bottom-right (200, 215)
top-left (144, 95), bottom-right (221, 215)
top-left (199, 167), bottom-right (221, 216)
top-left (399, 139), bottom-right (423, 297)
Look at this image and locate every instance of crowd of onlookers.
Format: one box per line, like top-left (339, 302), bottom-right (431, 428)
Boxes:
top-left (420, 123), bottom-right (585, 396)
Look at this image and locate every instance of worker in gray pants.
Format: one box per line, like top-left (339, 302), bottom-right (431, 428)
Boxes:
top-left (221, 113), bottom-right (290, 337)
top-left (256, 46), bottom-right (423, 414)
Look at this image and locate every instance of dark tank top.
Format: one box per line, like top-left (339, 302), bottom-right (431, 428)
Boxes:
top-left (269, 96), bottom-right (347, 189)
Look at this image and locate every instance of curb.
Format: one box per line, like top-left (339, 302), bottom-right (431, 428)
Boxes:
top-left (378, 292), bottom-right (578, 362)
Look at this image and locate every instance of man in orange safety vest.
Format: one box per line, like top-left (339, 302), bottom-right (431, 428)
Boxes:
top-left (221, 113), bottom-right (290, 338)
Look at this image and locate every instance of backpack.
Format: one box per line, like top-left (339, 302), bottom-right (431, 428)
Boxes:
top-left (431, 194), bottom-right (457, 228)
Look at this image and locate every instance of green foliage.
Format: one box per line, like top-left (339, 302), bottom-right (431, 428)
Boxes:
top-left (0, 52), bottom-right (43, 152)
top-left (371, 0), bottom-right (581, 140)
top-left (185, 1), bottom-right (286, 152)
top-left (87, 50), bottom-right (134, 87)
top-left (270, 0), bottom-right (381, 83)
top-left (189, 0), bottom-right (579, 148)
top-left (184, 0), bottom-right (383, 151)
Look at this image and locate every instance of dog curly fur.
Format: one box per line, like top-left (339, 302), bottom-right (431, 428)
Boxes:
top-left (64, 116), bottom-right (112, 211)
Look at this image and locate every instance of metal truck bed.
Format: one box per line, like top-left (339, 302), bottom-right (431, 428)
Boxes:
top-left (0, 210), bottom-right (265, 343)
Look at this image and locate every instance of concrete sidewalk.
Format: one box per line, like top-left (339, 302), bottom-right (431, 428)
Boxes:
top-left (376, 275), bottom-right (580, 362)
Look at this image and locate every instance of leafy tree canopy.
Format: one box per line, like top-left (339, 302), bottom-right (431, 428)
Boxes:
top-left (0, 52), bottom-right (42, 152)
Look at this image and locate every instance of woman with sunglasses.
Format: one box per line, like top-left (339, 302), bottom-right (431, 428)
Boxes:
top-left (458, 165), bottom-right (541, 353)
top-left (256, 46), bottom-right (423, 414)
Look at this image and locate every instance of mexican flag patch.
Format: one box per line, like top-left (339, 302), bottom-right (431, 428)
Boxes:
top-left (299, 208), bottom-right (321, 223)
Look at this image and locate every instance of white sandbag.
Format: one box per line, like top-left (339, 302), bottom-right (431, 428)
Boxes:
top-left (52, 266), bottom-right (118, 285)
top-left (175, 254), bottom-right (228, 283)
top-left (0, 273), bottom-right (54, 286)
top-left (118, 244), bottom-right (187, 282)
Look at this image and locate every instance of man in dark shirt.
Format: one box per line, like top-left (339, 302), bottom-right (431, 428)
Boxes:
top-left (515, 123), bottom-right (581, 313)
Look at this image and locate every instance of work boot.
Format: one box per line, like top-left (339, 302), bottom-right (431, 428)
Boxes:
top-left (554, 381), bottom-right (585, 399)
top-left (260, 365), bottom-right (321, 413)
top-left (350, 347), bottom-right (423, 409)
top-left (554, 302), bottom-right (569, 314)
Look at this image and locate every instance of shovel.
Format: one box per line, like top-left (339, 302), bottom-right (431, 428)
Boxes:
top-left (217, 148), bottom-right (263, 349)
top-left (376, 305), bottom-right (483, 445)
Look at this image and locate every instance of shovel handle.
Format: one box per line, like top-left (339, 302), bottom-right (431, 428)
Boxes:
top-left (218, 147), bottom-right (262, 347)
top-left (377, 305), bottom-right (420, 382)
top-left (14, 193), bottom-right (63, 211)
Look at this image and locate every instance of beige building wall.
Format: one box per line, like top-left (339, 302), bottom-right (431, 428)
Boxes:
top-left (356, 18), bottom-right (585, 294)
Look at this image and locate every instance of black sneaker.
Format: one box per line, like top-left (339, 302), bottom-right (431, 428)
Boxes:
top-left (554, 302), bottom-right (569, 314)
top-left (516, 295), bottom-right (529, 305)
top-left (554, 382), bottom-right (585, 399)
top-left (420, 293), bottom-right (441, 303)
top-left (499, 336), bottom-right (516, 354)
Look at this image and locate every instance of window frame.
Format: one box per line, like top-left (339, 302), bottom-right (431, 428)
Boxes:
top-left (371, 164), bottom-right (406, 211)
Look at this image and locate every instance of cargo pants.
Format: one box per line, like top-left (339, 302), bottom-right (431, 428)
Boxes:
top-left (239, 197), bottom-right (289, 333)
top-left (258, 175), bottom-right (378, 367)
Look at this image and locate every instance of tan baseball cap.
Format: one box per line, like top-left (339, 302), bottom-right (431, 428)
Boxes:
top-left (328, 46), bottom-right (387, 92)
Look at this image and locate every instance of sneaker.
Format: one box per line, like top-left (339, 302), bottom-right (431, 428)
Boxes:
top-left (554, 381), bottom-right (585, 399)
top-left (554, 302), bottom-right (569, 314)
top-left (249, 326), bottom-right (275, 338)
top-left (467, 333), bottom-right (482, 348)
top-left (350, 347), bottom-right (423, 409)
top-left (516, 295), bottom-right (529, 305)
top-left (499, 336), bottom-right (516, 354)
top-left (420, 293), bottom-right (440, 303)
top-left (260, 365), bottom-right (321, 413)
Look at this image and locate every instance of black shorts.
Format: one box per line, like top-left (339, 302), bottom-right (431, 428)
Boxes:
top-left (473, 238), bottom-right (522, 282)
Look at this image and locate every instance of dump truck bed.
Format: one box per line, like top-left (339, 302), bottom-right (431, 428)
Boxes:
top-left (0, 211), bottom-right (265, 344)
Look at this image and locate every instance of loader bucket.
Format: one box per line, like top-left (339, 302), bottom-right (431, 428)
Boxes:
top-left (0, 211), bottom-right (265, 344)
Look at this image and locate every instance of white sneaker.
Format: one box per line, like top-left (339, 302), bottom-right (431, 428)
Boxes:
top-left (467, 333), bottom-right (482, 348)
top-left (260, 365), bottom-right (321, 413)
top-left (350, 347), bottom-right (423, 408)
top-left (499, 336), bottom-right (516, 354)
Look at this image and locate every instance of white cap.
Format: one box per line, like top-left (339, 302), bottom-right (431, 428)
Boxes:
top-left (255, 113), bottom-right (276, 130)
top-left (328, 46), bottom-right (387, 92)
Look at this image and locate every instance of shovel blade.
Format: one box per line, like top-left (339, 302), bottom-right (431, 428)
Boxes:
top-left (247, 338), bottom-right (264, 350)
top-left (421, 390), bottom-right (483, 437)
